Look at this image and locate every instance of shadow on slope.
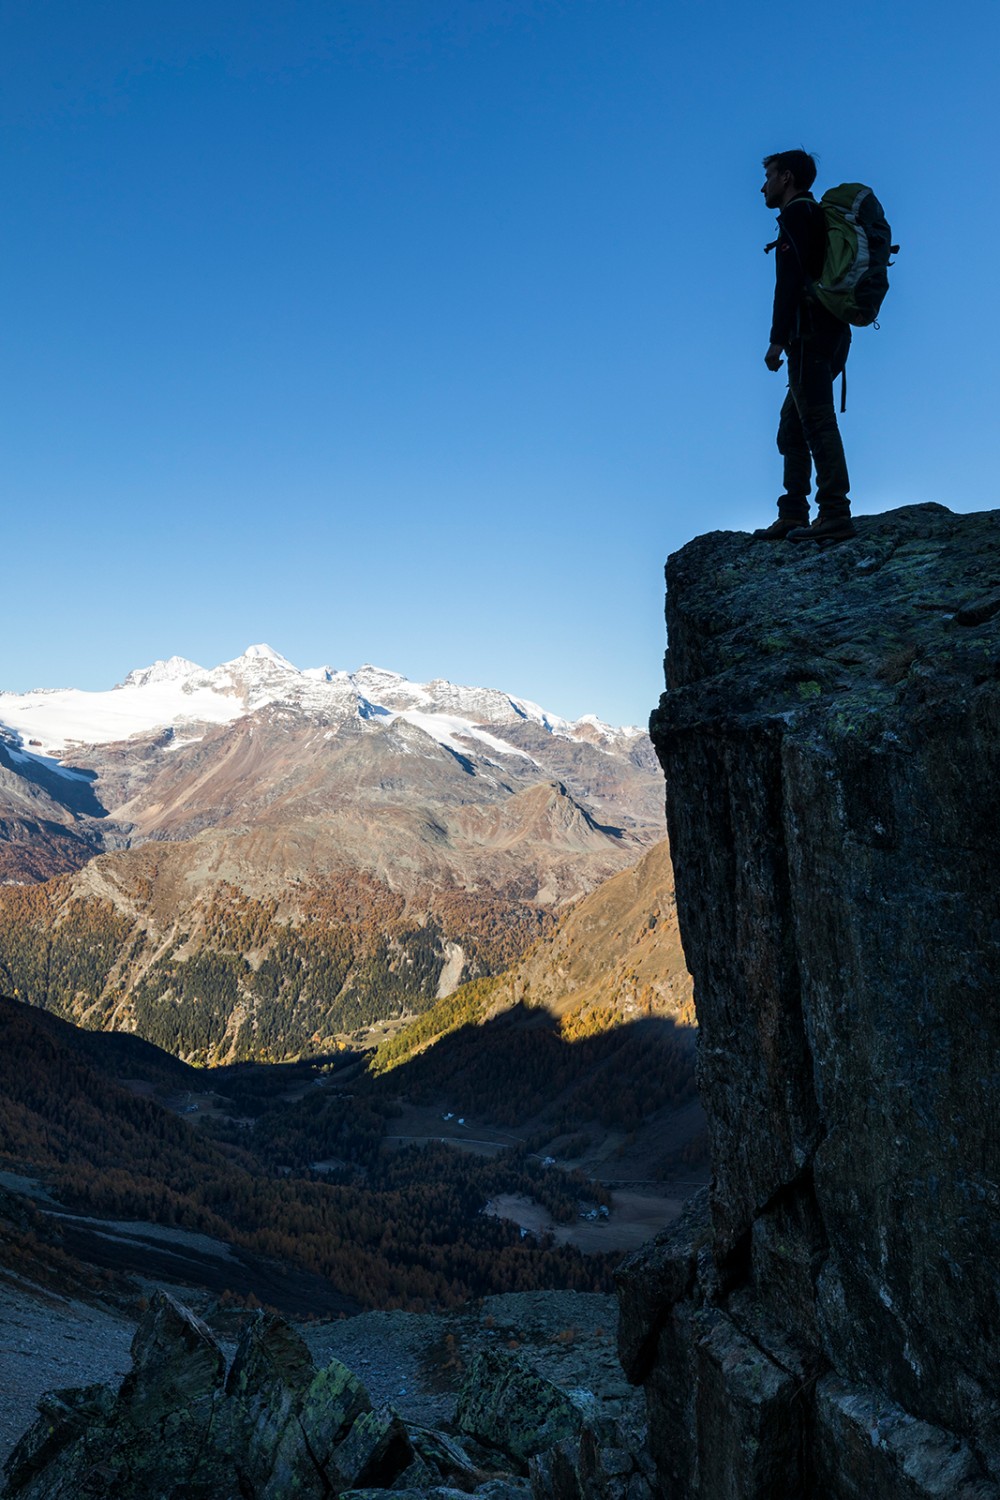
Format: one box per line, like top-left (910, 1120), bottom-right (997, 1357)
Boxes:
top-left (377, 1002), bottom-right (699, 1137)
top-left (0, 742), bottom-right (106, 818)
top-left (4, 998), bottom-right (195, 1087)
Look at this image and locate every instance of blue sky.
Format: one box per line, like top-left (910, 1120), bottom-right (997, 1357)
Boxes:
top-left (2, 0), bottom-right (997, 725)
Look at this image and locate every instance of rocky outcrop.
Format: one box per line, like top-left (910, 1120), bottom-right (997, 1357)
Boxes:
top-left (624, 506), bottom-right (1000, 1497)
top-left (2, 1294), bottom-right (489, 1499)
top-left (454, 1346), bottom-right (657, 1498)
top-left (3, 1292), bottom-right (654, 1500)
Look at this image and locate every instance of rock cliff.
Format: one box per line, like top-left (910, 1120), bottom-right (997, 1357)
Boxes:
top-left (619, 505), bottom-right (1000, 1497)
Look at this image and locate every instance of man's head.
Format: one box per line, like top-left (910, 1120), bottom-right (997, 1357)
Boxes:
top-left (761, 150), bottom-right (817, 209)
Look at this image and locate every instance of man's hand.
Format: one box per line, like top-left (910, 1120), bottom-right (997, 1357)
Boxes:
top-left (765, 343), bottom-right (784, 372)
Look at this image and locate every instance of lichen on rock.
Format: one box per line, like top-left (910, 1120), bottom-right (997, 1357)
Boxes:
top-left (456, 1346), bottom-right (586, 1466)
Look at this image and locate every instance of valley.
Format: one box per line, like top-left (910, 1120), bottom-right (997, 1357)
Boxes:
top-left (0, 980), bottom-right (704, 1469)
top-left (0, 647), bottom-right (701, 1482)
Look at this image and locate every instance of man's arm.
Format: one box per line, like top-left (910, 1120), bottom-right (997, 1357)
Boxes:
top-left (769, 198), bottom-right (817, 347)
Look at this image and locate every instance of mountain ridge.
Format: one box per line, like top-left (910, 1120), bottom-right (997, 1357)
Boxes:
top-left (1, 645), bottom-right (641, 762)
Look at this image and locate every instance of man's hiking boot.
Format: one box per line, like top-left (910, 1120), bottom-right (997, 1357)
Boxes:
top-left (752, 516), bottom-right (809, 541)
top-left (786, 513), bottom-right (857, 545)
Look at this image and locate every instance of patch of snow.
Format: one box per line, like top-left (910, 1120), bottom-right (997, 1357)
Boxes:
top-left (396, 710), bottom-right (540, 764)
top-left (162, 735), bottom-right (205, 754)
top-left (1, 741), bottom-right (93, 781)
top-left (0, 682), bottom-right (245, 757)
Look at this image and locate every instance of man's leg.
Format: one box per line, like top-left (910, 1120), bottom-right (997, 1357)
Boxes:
top-left (776, 388), bottom-right (812, 518)
top-left (753, 380), bottom-right (811, 539)
top-left (787, 330), bottom-right (856, 541)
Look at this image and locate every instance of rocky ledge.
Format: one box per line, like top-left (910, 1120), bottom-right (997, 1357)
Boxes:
top-left (622, 505), bottom-right (1000, 1497)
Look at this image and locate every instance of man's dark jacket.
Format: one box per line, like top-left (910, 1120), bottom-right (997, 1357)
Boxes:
top-left (770, 192), bottom-right (831, 346)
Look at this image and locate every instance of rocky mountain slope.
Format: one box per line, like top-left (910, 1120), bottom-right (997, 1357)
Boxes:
top-left (621, 504), bottom-right (1000, 1498)
top-left (504, 836), bottom-right (693, 1032)
top-left (372, 837), bottom-right (694, 1067)
top-left (0, 650), bottom-right (663, 1062)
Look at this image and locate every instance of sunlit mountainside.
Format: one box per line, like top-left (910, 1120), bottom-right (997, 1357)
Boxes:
top-left (373, 839), bottom-right (693, 1073)
top-left (0, 646), bottom-right (666, 1063)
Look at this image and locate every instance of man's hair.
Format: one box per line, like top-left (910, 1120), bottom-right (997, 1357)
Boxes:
top-left (762, 150), bottom-right (817, 192)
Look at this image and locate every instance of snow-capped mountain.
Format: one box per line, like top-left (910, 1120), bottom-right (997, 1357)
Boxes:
top-left (0, 646), bottom-right (639, 763)
top-left (0, 647), bottom-right (663, 1061)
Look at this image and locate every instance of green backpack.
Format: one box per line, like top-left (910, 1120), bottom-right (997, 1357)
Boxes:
top-left (812, 183), bottom-right (898, 327)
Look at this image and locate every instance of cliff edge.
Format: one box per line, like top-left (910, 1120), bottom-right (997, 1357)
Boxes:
top-left (620, 504), bottom-right (1000, 1498)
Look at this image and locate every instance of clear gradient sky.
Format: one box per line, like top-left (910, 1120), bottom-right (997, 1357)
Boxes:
top-left (2, 0), bottom-right (997, 725)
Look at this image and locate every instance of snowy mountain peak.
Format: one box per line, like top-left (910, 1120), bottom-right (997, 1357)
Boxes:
top-left (239, 644), bottom-right (298, 670)
top-left (352, 665), bottom-right (412, 692)
top-left (581, 713), bottom-right (644, 739)
top-left (119, 656), bottom-right (202, 690)
top-left (190, 645), bottom-right (306, 709)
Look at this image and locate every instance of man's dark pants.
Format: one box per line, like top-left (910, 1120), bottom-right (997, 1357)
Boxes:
top-left (777, 319), bottom-right (852, 521)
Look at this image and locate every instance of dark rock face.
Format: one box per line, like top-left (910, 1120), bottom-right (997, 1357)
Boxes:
top-left (630, 506), bottom-right (1000, 1498)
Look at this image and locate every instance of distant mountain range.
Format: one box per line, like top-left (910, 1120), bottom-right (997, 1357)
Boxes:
top-left (0, 648), bottom-right (665, 1061)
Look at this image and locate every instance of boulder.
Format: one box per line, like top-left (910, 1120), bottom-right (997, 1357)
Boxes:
top-left (406, 1423), bottom-right (486, 1488)
top-left (2, 1292), bottom-right (231, 1500)
top-left (456, 1347), bottom-right (586, 1467)
top-left (615, 1187), bottom-right (708, 1383)
top-left (327, 1405), bottom-right (414, 1491)
top-left (813, 1376), bottom-right (1000, 1499)
top-left (528, 1425), bottom-right (656, 1500)
top-left (116, 1291), bottom-right (227, 1486)
top-left (259, 1356), bottom-right (373, 1497)
top-left (225, 1312), bottom-right (321, 1496)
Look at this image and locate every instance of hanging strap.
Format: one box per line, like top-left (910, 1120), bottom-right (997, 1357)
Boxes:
top-left (840, 367), bottom-right (847, 413)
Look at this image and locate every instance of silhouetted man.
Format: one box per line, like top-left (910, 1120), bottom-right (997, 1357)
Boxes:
top-left (754, 149), bottom-right (856, 543)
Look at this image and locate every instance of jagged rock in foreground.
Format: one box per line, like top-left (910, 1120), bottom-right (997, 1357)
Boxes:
top-left (2, 1294), bottom-right (485, 1498)
top-left (623, 505), bottom-right (1000, 1497)
top-left (3, 1292), bottom-right (654, 1500)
